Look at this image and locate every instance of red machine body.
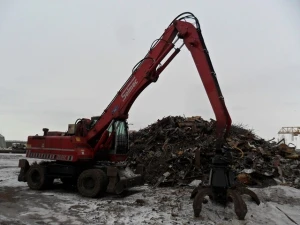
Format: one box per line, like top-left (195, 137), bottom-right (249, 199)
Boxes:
top-left (26, 13), bottom-right (231, 164)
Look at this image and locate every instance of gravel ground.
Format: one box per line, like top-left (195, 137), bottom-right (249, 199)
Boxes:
top-left (0, 153), bottom-right (300, 225)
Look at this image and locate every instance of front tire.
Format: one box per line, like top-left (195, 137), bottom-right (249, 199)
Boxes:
top-left (26, 164), bottom-right (53, 190)
top-left (77, 169), bottom-right (107, 198)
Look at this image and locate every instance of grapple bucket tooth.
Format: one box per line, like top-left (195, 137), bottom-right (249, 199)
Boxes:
top-left (227, 189), bottom-right (248, 220)
top-left (238, 187), bottom-right (260, 205)
top-left (193, 187), bottom-right (213, 217)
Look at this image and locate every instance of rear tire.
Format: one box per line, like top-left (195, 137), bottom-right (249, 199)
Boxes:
top-left (77, 169), bottom-right (107, 198)
top-left (26, 164), bottom-right (52, 190)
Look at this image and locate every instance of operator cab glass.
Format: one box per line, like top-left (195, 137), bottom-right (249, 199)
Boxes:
top-left (107, 120), bottom-right (129, 155)
top-left (114, 120), bottom-right (129, 154)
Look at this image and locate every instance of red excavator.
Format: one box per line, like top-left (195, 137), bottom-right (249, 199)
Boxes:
top-left (18, 12), bottom-right (259, 220)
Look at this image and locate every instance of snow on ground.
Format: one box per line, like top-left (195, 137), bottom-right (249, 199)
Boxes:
top-left (0, 153), bottom-right (300, 225)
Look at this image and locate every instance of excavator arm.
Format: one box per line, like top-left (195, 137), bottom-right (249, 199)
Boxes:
top-left (87, 12), bottom-right (231, 153)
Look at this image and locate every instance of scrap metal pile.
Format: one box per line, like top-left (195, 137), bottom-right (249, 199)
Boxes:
top-left (127, 116), bottom-right (300, 189)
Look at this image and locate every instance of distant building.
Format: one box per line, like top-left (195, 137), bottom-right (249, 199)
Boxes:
top-left (0, 134), bottom-right (6, 148)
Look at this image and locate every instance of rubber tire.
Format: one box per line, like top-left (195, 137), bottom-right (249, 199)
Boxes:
top-left (26, 164), bottom-right (49, 190)
top-left (77, 169), bottom-right (107, 198)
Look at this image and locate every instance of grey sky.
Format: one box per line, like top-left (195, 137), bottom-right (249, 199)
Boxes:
top-left (0, 0), bottom-right (299, 142)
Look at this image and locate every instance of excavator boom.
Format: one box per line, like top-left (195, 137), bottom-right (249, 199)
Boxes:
top-left (88, 12), bottom-right (231, 153)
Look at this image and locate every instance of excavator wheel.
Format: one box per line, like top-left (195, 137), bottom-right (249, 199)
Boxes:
top-left (77, 169), bottom-right (108, 198)
top-left (26, 164), bottom-right (53, 190)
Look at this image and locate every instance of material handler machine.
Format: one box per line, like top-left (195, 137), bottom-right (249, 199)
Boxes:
top-left (18, 12), bottom-right (260, 220)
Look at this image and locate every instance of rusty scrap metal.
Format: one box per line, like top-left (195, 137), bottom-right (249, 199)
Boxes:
top-left (127, 115), bottom-right (300, 189)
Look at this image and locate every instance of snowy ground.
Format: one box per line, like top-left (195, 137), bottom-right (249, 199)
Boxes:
top-left (0, 154), bottom-right (300, 225)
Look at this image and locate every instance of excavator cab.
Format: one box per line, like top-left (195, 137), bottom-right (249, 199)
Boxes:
top-left (107, 120), bottom-right (129, 155)
top-left (93, 119), bottom-right (130, 162)
top-left (99, 119), bottom-right (144, 194)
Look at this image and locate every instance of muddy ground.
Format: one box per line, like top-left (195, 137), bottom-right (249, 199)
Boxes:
top-left (1, 154), bottom-right (300, 225)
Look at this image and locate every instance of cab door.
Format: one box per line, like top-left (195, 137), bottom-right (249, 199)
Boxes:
top-left (113, 120), bottom-right (129, 154)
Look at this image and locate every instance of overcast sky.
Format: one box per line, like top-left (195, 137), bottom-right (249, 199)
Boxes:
top-left (0, 0), bottom-right (299, 143)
